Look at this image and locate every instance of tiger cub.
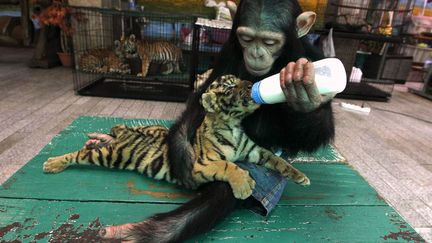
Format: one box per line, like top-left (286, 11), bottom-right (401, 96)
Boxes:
top-left (43, 75), bottom-right (309, 199)
top-left (78, 46), bottom-right (130, 75)
top-left (119, 34), bottom-right (182, 77)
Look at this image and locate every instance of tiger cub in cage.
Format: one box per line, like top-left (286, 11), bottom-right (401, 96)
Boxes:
top-left (43, 75), bottom-right (310, 199)
top-left (78, 45), bottom-right (130, 75)
top-left (118, 34), bottom-right (183, 77)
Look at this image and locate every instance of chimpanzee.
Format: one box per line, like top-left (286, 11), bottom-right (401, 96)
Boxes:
top-left (100, 0), bottom-right (334, 242)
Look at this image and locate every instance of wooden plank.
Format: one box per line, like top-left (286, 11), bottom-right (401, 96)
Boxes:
top-left (134, 101), bottom-right (157, 118)
top-left (148, 101), bottom-right (168, 119)
top-left (99, 99), bottom-right (124, 116)
top-left (416, 228), bottom-right (432, 243)
top-left (0, 133), bottom-right (27, 155)
top-left (0, 198), bottom-right (423, 242)
top-left (86, 98), bottom-right (116, 116)
top-left (123, 100), bottom-right (144, 118)
top-left (159, 101), bottom-right (178, 120)
top-left (111, 99), bottom-right (135, 117)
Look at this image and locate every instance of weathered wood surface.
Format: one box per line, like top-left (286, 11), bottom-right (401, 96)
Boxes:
top-left (1, 47), bottom-right (432, 241)
top-left (0, 198), bottom-right (423, 242)
top-left (0, 118), bottom-right (423, 242)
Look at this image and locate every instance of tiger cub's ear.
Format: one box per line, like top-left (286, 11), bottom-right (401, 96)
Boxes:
top-left (114, 40), bottom-right (120, 47)
top-left (129, 34), bottom-right (136, 42)
top-left (201, 92), bottom-right (219, 113)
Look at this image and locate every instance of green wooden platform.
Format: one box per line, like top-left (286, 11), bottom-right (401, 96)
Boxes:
top-left (0, 116), bottom-right (425, 242)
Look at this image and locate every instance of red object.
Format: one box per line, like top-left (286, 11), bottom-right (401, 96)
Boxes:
top-left (180, 26), bottom-right (191, 41)
top-left (57, 52), bottom-right (73, 67)
top-left (38, 1), bottom-right (78, 36)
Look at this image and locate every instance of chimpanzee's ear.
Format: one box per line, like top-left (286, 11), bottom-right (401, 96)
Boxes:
top-left (226, 1), bottom-right (237, 19)
top-left (201, 92), bottom-right (219, 113)
top-left (296, 11), bottom-right (316, 38)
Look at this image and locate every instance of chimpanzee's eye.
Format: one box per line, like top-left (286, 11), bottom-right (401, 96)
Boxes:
top-left (239, 34), bottom-right (253, 43)
top-left (263, 39), bottom-right (276, 46)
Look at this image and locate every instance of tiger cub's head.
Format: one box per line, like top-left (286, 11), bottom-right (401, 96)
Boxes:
top-left (115, 34), bottom-right (138, 59)
top-left (201, 75), bottom-right (259, 120)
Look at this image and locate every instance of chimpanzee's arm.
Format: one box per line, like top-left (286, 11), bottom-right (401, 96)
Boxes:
top-left (242, 101), bottom-right (334, 154)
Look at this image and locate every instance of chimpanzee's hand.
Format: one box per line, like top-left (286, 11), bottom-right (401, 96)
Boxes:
top-left (85, 132), bottom-right (114, 149)
top-left (279, 58), bottom-right (333, 112)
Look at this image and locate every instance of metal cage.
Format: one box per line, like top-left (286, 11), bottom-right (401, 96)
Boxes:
top-left (71, 7), bottom-right (198, 102)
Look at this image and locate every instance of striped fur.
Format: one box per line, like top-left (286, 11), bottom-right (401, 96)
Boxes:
top-left (120, 34), bottom-right (182, 77)
top-left (43, 75), bottom-right (309, 199)
top-left (78, 48), bottom-right (130, 75)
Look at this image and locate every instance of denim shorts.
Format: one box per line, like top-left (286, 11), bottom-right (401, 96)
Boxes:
top-left (236, 161), bottom-right (287, 216)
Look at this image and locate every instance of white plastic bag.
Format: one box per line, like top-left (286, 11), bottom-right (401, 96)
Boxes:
top-left (322, 28), bottom-right (336, 57)
top-left (349, 67), bottom-right (363, 83)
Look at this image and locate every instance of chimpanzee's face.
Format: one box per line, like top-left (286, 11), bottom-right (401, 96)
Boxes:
top-left (236, 27), bottom-right (285, 76)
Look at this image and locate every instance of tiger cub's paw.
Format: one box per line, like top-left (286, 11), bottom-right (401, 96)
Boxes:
top-left (43, 156), bottom-right (69, 173)
top-left (229, 171), bottom-right (256, 200)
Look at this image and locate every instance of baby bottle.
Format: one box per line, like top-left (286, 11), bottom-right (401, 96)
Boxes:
top-left (251, 58), bottom-right (347, 104)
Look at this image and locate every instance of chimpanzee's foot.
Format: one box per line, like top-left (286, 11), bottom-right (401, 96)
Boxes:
top-left (99, 223), bottom-right (137, 242)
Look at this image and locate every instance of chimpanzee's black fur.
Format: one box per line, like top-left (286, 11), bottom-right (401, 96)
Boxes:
top-left (130, 182), bottom-right (237, 242)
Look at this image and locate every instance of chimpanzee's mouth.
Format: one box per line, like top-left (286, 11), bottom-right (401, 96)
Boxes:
top-left (245, 64), bottom-right (271, 77)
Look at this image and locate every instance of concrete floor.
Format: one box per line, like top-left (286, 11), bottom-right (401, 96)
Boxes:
top-left (1, 47), bottom-right (432, 242)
